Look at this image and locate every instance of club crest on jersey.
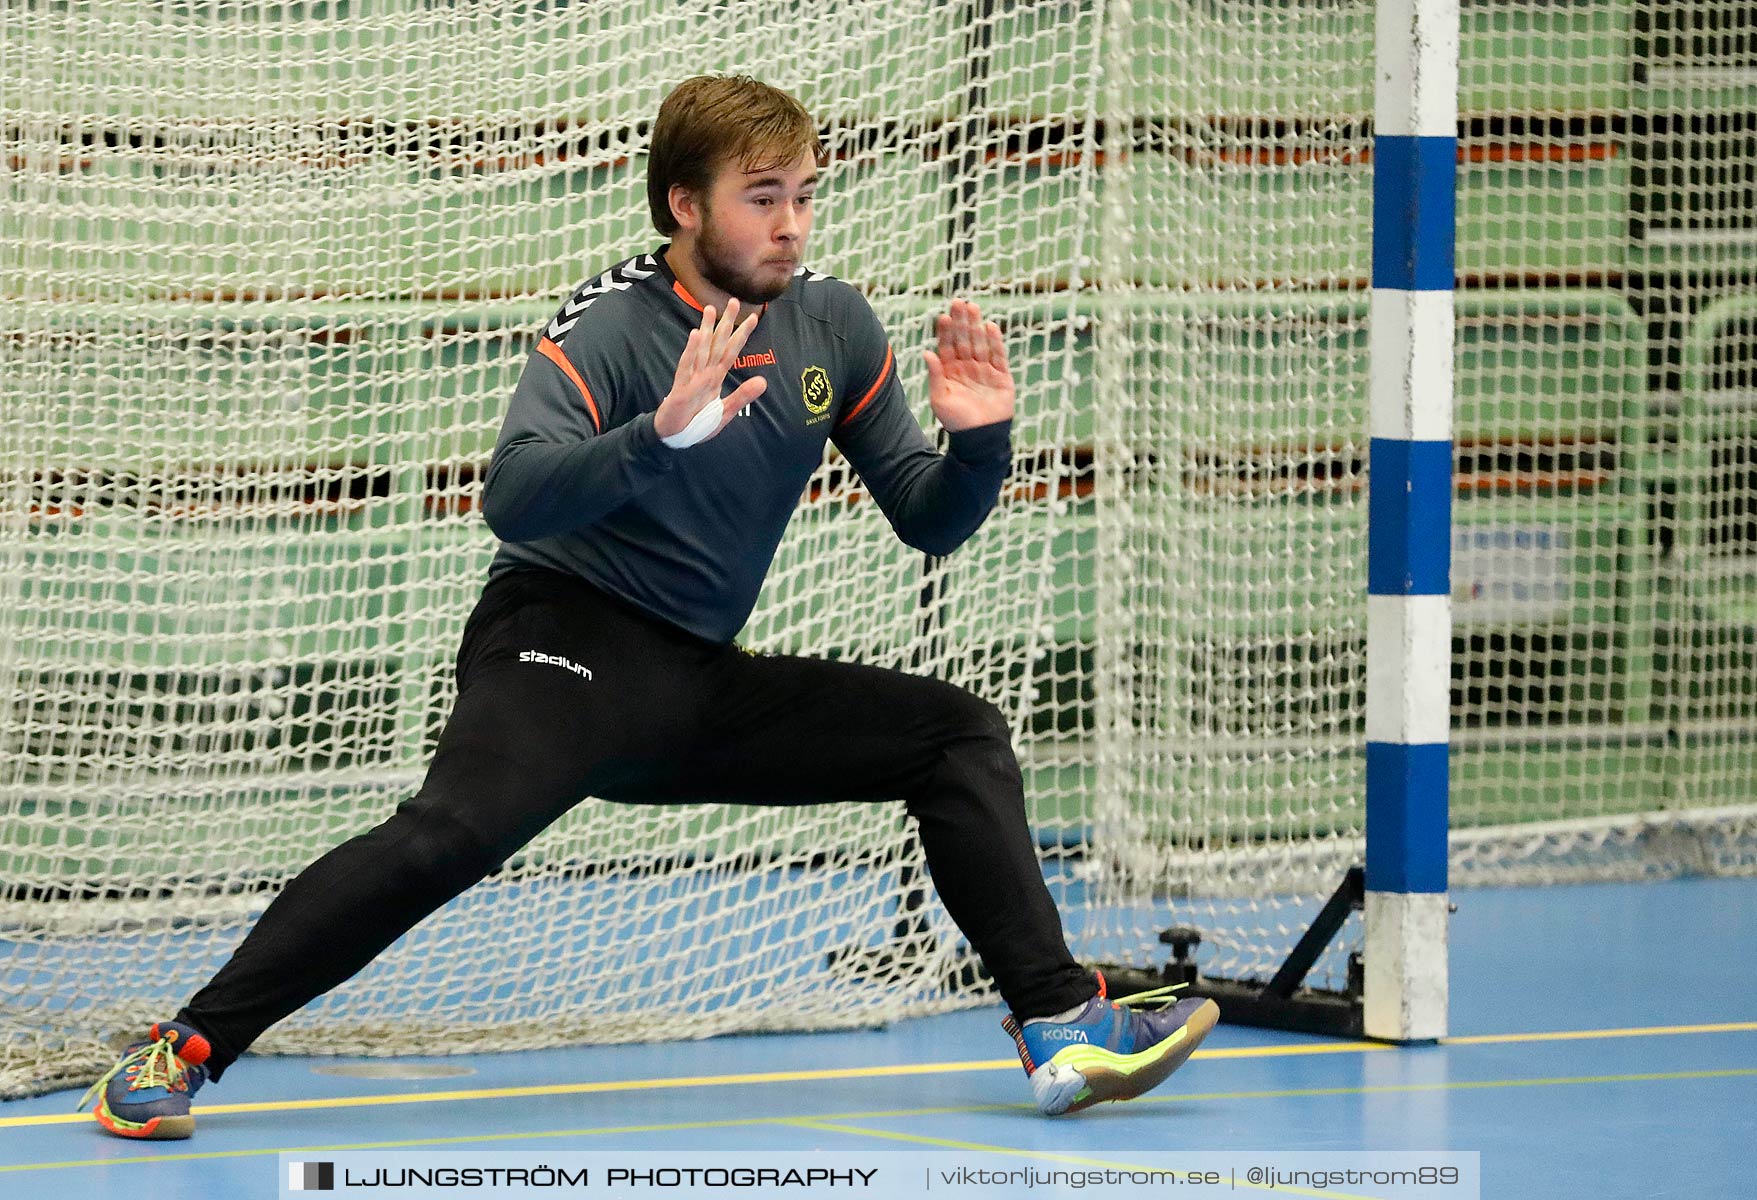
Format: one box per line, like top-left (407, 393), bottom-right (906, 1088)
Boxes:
top-left (801, 365), bottom-right (833, 423)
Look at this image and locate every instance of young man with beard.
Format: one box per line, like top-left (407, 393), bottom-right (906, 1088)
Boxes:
top-left (85, 75), bottom-right (1217, 1138)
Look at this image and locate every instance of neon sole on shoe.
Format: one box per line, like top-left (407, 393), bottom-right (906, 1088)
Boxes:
top-left (1033, 997), bottom-right (1219, 1114)
top-left (92, 1103), bottom-right (196, 1140)
top-left (1004, 975), bottom-right (1221, 1116)
top-left (80, 1021), bottom-right (211, 1140)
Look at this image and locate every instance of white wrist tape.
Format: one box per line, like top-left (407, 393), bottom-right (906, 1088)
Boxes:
top-left (660, 397), bottom-right (724, 449)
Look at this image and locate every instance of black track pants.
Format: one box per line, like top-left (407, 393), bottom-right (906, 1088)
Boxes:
top-left (179, 569), bottom-right (1096, 1077)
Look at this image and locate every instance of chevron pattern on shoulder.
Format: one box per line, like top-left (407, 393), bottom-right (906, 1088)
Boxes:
top-left (545, 255), bottom-right (657, 342)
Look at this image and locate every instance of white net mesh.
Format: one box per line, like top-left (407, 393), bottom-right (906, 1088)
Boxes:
top-left (1445, 0), bottom-right (1757, 883)
top-left (3, 0), bottom-right (1754, 1098)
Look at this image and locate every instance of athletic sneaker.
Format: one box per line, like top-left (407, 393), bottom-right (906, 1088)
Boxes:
top-left (80, 1020), bottom-right (212, 1139)
top-left (1002, 973), bottom-right (1220, 1115)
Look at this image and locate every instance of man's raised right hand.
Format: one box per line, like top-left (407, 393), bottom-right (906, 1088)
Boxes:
top-left (654, 299), bottom-right (769, 449)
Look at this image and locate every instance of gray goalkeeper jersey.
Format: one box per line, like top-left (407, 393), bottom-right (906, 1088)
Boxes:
top-left (480, 246), bottom-right (1012, 644)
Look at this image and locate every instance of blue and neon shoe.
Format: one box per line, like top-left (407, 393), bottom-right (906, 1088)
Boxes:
top-left (1003, 973), bottom-right (1219, 1115)
top-left (79, 1020), bottom-right (212, 1139)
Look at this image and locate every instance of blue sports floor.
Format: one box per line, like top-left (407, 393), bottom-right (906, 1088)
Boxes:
top-left (1, 877), bottom-right (1752, 1198)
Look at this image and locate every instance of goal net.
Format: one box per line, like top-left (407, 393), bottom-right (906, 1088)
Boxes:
top-left (3, 0), bottom-right (1753, 1097)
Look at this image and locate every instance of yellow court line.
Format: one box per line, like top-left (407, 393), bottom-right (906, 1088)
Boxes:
top-left (3, 1019), bottom-right (1752, 1132)
top-left (1166, 1067), bottom-right (1757, 1106)
top-left (3, 1069), bottom-right (1752, 1176)
top-left (785, 1119), bottom-right (1384, 1200)
top-left (1442, 1022), bottom-right (1757, 1046)
top-left (1204, 1040), bottom-right (1389, 1059)
top-left (0, 1060), bottom-right (1016, 1129)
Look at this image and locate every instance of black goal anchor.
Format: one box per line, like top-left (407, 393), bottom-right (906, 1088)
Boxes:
top-left (1091, 866), bottom-right (1368, 1038)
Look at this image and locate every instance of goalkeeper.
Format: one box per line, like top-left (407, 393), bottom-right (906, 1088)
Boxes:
top-left (86, 75), bottom-right (1216, 1139)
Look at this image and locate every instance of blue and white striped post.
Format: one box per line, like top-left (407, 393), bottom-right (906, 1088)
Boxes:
top-left (1365, 0), bottom-right (1456, 1042)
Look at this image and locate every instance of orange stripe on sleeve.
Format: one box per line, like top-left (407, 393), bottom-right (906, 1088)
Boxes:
top-left (536, 337), bottom-right (602, 434)
top-left (838, 345), bottom-right (894, 428)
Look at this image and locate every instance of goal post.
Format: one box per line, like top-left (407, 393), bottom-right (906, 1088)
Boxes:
top-left (1364, 0), bottom-right (1458, 1044)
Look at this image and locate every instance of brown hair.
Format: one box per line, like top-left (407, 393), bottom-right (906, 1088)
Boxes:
top-left (647, 75), bottom-right (825, 236)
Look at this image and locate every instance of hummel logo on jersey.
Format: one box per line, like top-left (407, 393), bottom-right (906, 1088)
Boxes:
top-left (734, 349), bottom-right (777, 370)
top-left (1036, 1027), bottom-right (1090, 1043)
top-left (544, 254), bottom-right (656, 342)
top-left (518, 650), bottom-right (593, 681)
